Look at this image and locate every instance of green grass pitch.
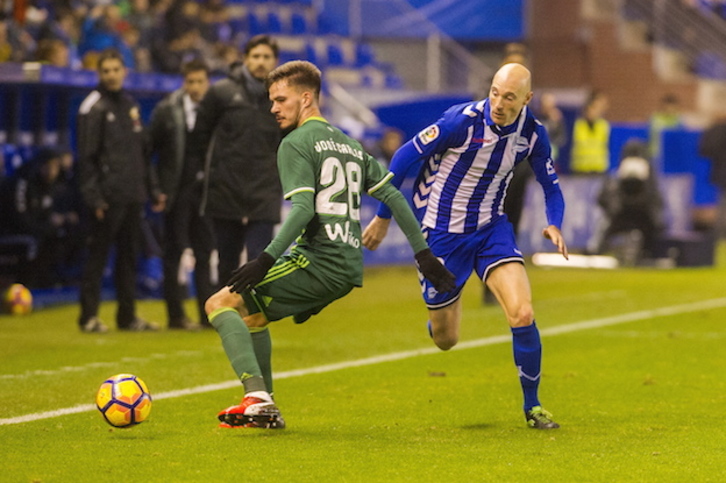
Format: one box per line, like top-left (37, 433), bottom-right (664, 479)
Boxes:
top-left (2, 244), bottom-right (726, 482)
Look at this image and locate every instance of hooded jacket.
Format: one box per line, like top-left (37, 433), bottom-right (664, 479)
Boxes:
top-left (194, 62), bottom-right (282, 222)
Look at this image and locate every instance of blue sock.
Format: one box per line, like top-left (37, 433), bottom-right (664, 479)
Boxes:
top-left (511, 322), bottom-right (542, 411)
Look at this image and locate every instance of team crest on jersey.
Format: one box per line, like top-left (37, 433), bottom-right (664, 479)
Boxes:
top-left (418, 124), bottom-right (440, 145)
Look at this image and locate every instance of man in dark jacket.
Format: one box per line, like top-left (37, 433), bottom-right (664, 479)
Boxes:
top-left (76, 48), bottom-right (163, 333)
top-left (149, 58), bottom-right (215, 330)
top-left (194, 35), bottom-right (282, 286)
top-left (699, 114), bottom-right (726, 239)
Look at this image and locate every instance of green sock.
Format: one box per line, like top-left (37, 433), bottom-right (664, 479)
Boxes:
top-left (250, 327), bottom-right (273, 394)
top-left (209, 308), bottom-right (262, 382)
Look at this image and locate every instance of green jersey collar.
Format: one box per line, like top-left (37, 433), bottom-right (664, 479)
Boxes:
top-left (301, 116), bottom-right (328, 126)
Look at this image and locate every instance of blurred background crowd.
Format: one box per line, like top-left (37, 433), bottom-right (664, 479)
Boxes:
top-left (2, 0), bottom-right (262, 74)
top-left (1, 0), bottom-right (725, 309)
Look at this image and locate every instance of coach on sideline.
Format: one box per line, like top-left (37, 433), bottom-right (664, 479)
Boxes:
top-left (76, 48), bottom-right (163, 333)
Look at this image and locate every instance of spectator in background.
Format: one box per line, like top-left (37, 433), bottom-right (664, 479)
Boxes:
top-left (537, 92), bottom-right (566, 164)
top-left (76, 49), bottom-right (163, 333)
top-left (78, 4), bottom-right (124, 59)
top-left (371, 126), bottom-right (404, 166)
top-left (648, 93), bottom-right (682, 167)
top-left (199, 0), bottom-right (230, 44)
top-left (194, 35), bottom-right (282, 287)
top-left (593, 139), bottom-right (664, 263)
top-left (0, 13), bottom-right (36, 62)
top-left (570, 90), bottom-right (610, 174)
top-left (0, 151), bottom-right (61, 287)
top-left (117, 24), bottom-right (141, 70)
top-left (209, 42), bottom-right (238, 75)
top-left (37, 9), bottom-right (82, 68)
top-left (35, 38), bottom-right (69, 66)
top-left (52, 147), bottom-right (86, 284)
top-left (126, 0), bottom-right (155, 49)
top-left (501, 42), bottom-right (529, 66)
top-left (149, 58), bottom-right (215, 330)
top-left (151, 26), bottom-right (203, 74)
top-left (698, 113), bottom-right (726, 239)
top-left (0, 20), bottom-right (12, 62)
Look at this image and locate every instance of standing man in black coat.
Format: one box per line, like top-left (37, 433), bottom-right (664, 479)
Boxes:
top-left (149, 58), bottom-right (215, 330)
top-left (76, 49), bottom-right (163, 333)
top-left (194, 35), bottom-right (282, 286)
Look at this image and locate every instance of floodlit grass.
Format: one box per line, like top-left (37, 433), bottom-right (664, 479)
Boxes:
top-left (2, 244), bottom-right (726, 482)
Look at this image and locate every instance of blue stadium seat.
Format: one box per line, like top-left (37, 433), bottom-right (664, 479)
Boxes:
top-left (247, 11), bottom-right (266, 36)
top-left (278, 50), bottom-right (299, 64)
top-left (385, 74), bottom-right (404, 89)
top-left (326, 39), bottom-right (345, 66)
top-left (267, 11), bottom-right (283, 33)
top-left (291, 11), bottom-right (309, 34)
top-left (316, 12), bottom-right (335, 35)
top-left (355, 43), bottom-right (375, 67)
top-left (304, 41), bottom-right (319, 65)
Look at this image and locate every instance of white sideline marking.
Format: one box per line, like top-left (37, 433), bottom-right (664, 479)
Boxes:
top-left (2, 297), bottom-right (726, 426)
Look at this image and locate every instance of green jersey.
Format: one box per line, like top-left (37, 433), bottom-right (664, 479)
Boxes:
top-left (266, 118), bottom-right (425, 287)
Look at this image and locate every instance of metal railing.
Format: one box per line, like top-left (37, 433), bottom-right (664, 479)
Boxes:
top-left (346, 0), bottom-right (495, 94)
top-left (621, 0), bottom-right (726, 74)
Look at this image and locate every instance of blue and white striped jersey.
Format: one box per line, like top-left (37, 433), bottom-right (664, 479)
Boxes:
top-left (378, 99), bottom-right (565, 234)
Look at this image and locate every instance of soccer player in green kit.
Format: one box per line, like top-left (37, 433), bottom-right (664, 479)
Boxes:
top-left (205, 60), bottom-right (456, 429)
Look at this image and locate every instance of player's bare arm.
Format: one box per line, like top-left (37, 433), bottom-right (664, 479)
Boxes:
top-left (542, 225), bottom-right (569, 260)
top-left (362, 216), bottom-right (391, 251)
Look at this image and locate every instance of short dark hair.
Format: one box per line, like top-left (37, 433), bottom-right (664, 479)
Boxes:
top-left (181, 58), bottom-right (210, 77)
top-left (266, 60), bottom-right (321, 99)
top-left (96, 48), bottom-right (124, 71)
top-left (244, 34), bottom-right (279, 59)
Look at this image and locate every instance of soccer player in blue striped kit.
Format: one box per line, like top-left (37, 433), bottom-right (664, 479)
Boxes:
top-left (363, 63), bottom-right (569, 429)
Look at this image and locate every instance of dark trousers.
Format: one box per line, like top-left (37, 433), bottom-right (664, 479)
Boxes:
top-left (213, 218), bottom-right (275, 288)
top-left (79, 202), bottom-right (142, 328)
top-left (162, 185), bottom-right (215, 325)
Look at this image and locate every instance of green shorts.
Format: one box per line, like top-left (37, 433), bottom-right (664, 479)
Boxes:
top-left (241, 253), bottom-right (355, 324)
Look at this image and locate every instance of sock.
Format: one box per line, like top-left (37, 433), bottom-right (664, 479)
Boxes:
top-left (250, 327), bottom-right (273, 394)
top-left (511, 321), bottom-right (542, 411)
top-left (210, 308), bottom-right (262, 384)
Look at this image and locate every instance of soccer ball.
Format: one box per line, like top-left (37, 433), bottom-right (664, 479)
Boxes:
top-left (96, 374), bottom-right (152, 428)
top-left (2, 283), bottom-right (33, 315)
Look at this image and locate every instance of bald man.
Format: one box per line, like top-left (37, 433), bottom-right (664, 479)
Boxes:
top-left (363, 63), bottom-right (568, 429)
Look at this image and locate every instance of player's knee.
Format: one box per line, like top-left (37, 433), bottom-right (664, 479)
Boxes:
top-left (204, 288), bottom-right (235, 316)
top-left (434, 335), bottom-right (458, 351)
top-left (508, 304), bottom-right (535, 328)
top-left (430, 307), bottom-right (460, 350)
top-left (431, 326), bottom-right (458, 350)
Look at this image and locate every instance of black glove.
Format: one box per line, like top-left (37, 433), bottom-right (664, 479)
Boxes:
top-left (414, 248), bottom-right (456, 293)
top-left (227, 252), bottom-right (276, 293)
